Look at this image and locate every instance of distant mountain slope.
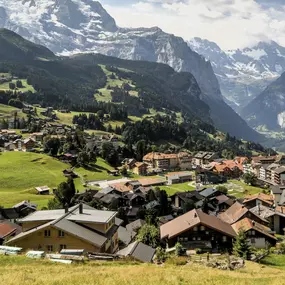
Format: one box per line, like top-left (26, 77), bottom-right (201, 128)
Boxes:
top-left (0, 0), bottom-right (261, 141)
top-left (0, 28), bottom-right (55, 60)
top-left (241, 72), bottom-right (285, 131)
top-left (188, 38), bottom-right (285, 112)
top-left (0, 29), bottom-right (212, 125)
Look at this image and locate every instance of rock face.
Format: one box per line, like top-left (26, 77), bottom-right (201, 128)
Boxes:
top-left (241, 72), bottom-right (285, 130)
top-left (0, 0), bottom-right (261, 141)
top-left (189, 38), bottom-right (285, 113)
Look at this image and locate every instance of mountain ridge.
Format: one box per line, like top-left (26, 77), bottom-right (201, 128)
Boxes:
top-left (188, 37), bottom-right (285, 113)
top-left (0, 0), bottom-right (261, 141)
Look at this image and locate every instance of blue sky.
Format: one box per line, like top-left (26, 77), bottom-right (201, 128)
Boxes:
top-left (99, 0), bottom-right (285, 49)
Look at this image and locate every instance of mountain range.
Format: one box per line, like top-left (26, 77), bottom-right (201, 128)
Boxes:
top-left (188, 38), bottom-right (285, 114)
top-left (0, 0), bottom-right (261, 141)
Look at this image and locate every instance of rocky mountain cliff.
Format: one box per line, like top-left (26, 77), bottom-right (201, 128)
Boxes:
top-left (189, 38), bottom-right (285, 113)
top-left (0, 0), bottom-right (261, 141)
top-left (241, 72), bottom-right (285, 131)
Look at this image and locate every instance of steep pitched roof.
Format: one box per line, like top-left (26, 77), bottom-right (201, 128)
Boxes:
top-left (117, 241), bottom-right (155, 263)
top-left (7, 204), bottom-right (113, 248)
top-left (219, 202), bottom-right (268, 224)
top-left (199, 188), bottom-right (218, 198)
top-left (250, 205), bottom-right (285, 219)
top-left (126, 219), bottom-right (145, 233)
top-left (118, 226), bottom-right (136, 246)
top-left (243, 193), bottom-right (274, 206)
top-left (160, 209), bottom-right (236, 240)
top-left (53, 219), bottom-right (107, 247)
top-left (19, 204), bottom-right (117, 224)
top-left (0, 222), bottom-right (20, 239)
top-left (232, 218), bottom-right (277, 241)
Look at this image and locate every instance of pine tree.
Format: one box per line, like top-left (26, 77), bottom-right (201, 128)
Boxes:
top-left (233, 230), bottom-right (252, 260)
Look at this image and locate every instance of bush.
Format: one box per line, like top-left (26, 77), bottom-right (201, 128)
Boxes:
top-left (196, 248), bottom-right (203, 255)
top-left (216, 186), bottom-right (228, 195)
top-left (175, 242), bottom-right (186, 256)
top-left (155, 247), bottom-right (168, 263)
top-left (278, 242), bottom-right (285, 254)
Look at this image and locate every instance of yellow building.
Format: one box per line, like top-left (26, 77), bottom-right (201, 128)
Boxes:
top-left (6, 204), bottom-right (118, 254)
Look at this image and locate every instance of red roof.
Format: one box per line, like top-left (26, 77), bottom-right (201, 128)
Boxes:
top-left (0, 222), bottom-right (18, 238)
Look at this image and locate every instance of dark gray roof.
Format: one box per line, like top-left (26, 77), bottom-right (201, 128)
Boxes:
top-left (100, 187), bottom-right (116, 194)
top-left (117, 241), bottom-right (155, 263)
top-left (118, 226), bottom-right (136, 246)
top-left (19, 204), bottom-right (117, 224)
top-left (127, 207), bottom-right (140, 217)
top-left (172, 191), bottom-right (203, 201)
top-left (54, 219), bottom-right (107, 247)
top-left (100, 194), bottom-right (121, 205)
top-left (0, 208), bottom-right (19, 220)
top-left (7, 218), bottom-right (107, 248)
top-left (274, 167), bottom-right (285, 174)
top-left (199, 188), bottom-right (217, 198)
top-left (13, 201), bottom-right (37, 210)
top-left (126, 219), bottom-right (145, 233)
top-left (115, 218), bottom-right (124, 227)
top-left (271, 186), bottom-right (285, 194)
top-left (145, 200), bottom-right (160, 210)
top-left (250, 205), bottom-right (285, 219)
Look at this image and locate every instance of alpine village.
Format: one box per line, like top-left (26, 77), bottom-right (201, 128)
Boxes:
top-left (2, 1), bottom-right (285, 284)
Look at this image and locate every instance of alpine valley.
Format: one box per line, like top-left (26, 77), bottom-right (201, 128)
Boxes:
top-left (188, 38), bottom-right (285, 114)
top-left (0, 0), bottom-right (261, 142)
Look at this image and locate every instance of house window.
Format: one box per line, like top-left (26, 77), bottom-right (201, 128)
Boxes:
top-left (205, 231), bottom-right (209, 235)
top-left (44, 230), bottom-right (51, 237)
top-left (60, 244), bottom-right (67, 250)
top-left (47, 245), bottom-right (53, 252)
top-left (200, 226), bottom-right (205, 231)
top-left (222, 236), bottom-right (227, 242)
top-left (58, 230), bottom-right (65, 237)
top-left (197, 237), bottom-right (201, 241)
top-left (193, 226), bottom-right (198, 232)
top-left (192, 237), bottom-right (196, 241)
top-left (184, 237), bottom-right (188, 242)
top-left (251, 230), bottom-right (255, 236)
top-left (251, 238), bottom-right (256, 244)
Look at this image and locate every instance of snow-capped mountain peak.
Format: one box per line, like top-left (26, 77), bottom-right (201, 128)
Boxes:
top-left (0, 0), bottom-right (261, 141)
top-left (188, 37), bottom-right (285, 112)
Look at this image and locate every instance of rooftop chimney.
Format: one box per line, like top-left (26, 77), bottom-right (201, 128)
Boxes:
top-left (79, 203), bottom-right (83, 214)
top-left (64, 203), bottom-right (69, 214)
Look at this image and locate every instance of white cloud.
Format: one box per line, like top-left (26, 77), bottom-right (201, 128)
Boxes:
top-left (103, 0), bottom-right (285, 49)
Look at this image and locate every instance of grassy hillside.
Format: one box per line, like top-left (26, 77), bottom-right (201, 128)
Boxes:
top-left (95, 64), bottom-right (138, 102)
top-left (0, 152), bottom-right (123, 208)
top-left (0, 103), bottom-right (21, 118)
top-left (0, 255), bottom-right (284, 285)
top-left (0, 152), bottom-right (67, 207)
top-left (0, 78), bottom-right (35, 93)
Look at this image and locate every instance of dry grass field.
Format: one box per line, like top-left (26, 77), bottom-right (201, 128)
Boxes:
top-left (1, 255), bottom-right (285, 285)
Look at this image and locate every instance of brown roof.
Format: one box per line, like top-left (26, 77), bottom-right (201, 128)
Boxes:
top-left (160, 209), bottom-right (236, 240)
top-left (232, 218), bottom-right (277, 241)
top-left (243, 193), bottom-right (274, 206)
top-left (219, 202), bottom-right (268, 224)
top-left (138, 178), bottom-right (165, 187)
top-left (134, 162), bottom-right (147, 168)
top-left (219, 202), bottom-right (249, 224)
top-left (0, 222), bottom-right (18, 238)
top-left (252, 156), bottom-right (277, 164)
top-left (143, 152), bottom-right (178, 161)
